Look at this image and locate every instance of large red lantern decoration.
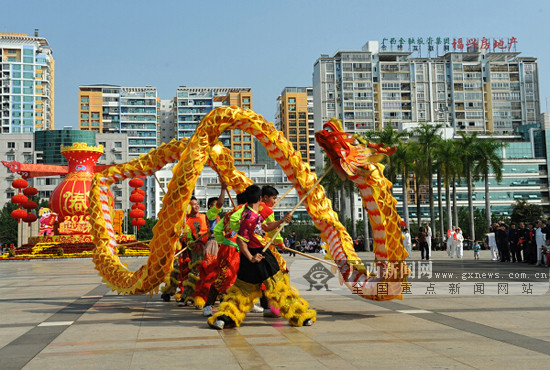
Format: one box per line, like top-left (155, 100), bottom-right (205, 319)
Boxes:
top-left (49, 143), bottom-right (106, 235)
top-left (129, 178), bottom-right (145, 231)
top-left (11, 178), bottom-right (29, 223)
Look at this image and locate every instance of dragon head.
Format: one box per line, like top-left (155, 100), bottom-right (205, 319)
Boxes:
top-left (315, 118), bottom-right (396, 179)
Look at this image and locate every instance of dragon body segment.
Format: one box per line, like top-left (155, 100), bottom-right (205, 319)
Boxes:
top-left (88, 107), bottom-right (407, 300)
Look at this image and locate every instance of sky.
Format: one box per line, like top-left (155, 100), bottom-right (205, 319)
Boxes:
top-left (3, 0), bottom-right (550, 129)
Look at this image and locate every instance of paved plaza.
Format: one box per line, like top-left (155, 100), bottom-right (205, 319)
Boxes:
top-left (1, 250), bottom-right (549, 369)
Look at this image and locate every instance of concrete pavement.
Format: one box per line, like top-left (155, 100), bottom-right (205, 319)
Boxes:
top-left (0, 250), bottom-right (549, 369)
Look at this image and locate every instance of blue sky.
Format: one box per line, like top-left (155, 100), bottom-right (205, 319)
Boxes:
top-left (3, 0), bottom-right (550, 129)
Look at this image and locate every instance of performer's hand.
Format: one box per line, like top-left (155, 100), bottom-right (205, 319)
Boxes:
top-left (251, 253), bottom-right (264, 263)
top-left (282, 213), bottom-right (292, 224)
top-left (220, 181), bottom-right (228, 191)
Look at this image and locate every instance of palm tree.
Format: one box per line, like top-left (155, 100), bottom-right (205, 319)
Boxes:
top-left (393, 141), bottom-right (415, 228)
top-left (435, 139), bottom-right (462, 234)
top-left (413, 123), bottom-right (444, 241)
top-left (363, 123), bottom-right (408, 187)
top-left (458, 132), bottom-right (480, 241)
top-left (407, 141), bottom-right (425, 228)
top-left (473, 138), bottom-right (503, 229)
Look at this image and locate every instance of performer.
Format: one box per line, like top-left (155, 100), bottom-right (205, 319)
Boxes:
top-left (258, 185), bottom-right (288, 317)
top-left (201, 192), bottom-right (247, 317)
top-left (193, 182), bottom-right (227, 308)
top-left (178, 196), bottom-right (210, 307)
top-left (208, 185), bottom-right (316, 329)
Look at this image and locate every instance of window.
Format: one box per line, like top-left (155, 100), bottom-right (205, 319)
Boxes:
top-left (114, 142), bottom-right (122, 148)
top-left (8, 142), bottom-right (15, 149)
top-left (114, 153), bottom-right (122, 160)
top-left (24, 142), bottom-right (32, 148)
top-left (7, 154), bottom-right (15, 161)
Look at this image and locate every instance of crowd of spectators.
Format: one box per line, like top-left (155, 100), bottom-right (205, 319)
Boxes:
top-left (485, 220), bottom-right (550, 266)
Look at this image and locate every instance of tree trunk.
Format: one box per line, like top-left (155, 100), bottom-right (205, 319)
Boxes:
top-left (415, 175), bottom-right (421, 228)
top-left (485, 169), bottom-right (491, 229)
top-left (467, 168), bottom-right (475, 242)
top-left (402, 169), bottom-right (410, 227)
top-left (340, 183), bottom-right (346, 225)
top-left (428, 157), bottom-right (436, 245)
top-left (452, 176), bottom-right (458, 228)
top-left (350, 186), bottom-right (357, 239)
top-left (445, 182), bottom-right (452, 232)
top-left (363, 208), bottom-right (370, 251)
top-left (437, 169), bottom-right (444, 248)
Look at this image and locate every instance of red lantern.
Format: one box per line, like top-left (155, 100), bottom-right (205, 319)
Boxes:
top-left (23, 187), bottom-right (38, 197)
top-left (129, 178), bottom-right (144, 188)
top-left (131, 188), bottom-right (145, 196)
top-left (22, 213), bottom-right (38, 226)
top-left (129, 193), bottom-right (145, 203)
top-left (11, 194), bottom-right (28, 204)
top-left (129, 209), bottom-right (145, 219)
top-left (12, 178), bottom-right (28, 189)
top-left (131, 217), bottom-right (146, 230)
top-left (132, 203), bottom-right (146, 210)
top-left (11, 209), bottom-right (28, 223)
top-left (22, 200), bottom-right (38, 210)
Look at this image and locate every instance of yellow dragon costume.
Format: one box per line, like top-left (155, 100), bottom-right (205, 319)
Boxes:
top-left (87, 107), bottom-right (409, 315)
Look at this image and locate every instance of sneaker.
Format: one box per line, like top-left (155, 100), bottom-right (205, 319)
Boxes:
top-left (160, 293), bottom-right (170, 302)
top-left (303, 319), bottom-right (313, 326)
top-left (250, 304), bottom-right (264, 313)
top-left (209, 319), bottom-right (225, 330)
top-left (177, 300), bottom-right (186, 307)
top-left (203, 305), bottom-right (213, 317)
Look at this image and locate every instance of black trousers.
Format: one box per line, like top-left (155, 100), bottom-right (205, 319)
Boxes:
top-left (510, 243), bottom-right (522, 262)
top-left (420, 242), bottom-right (429, 260)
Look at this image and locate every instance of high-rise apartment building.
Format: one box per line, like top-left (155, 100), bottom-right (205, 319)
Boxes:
top-left (78, 85), bottom-right (159, 157)
top-left (175, 87), bottom-right (254, 164)
top-left (313, 40), bottom-right (540, 166)
top-left (276, 87), bottom-right (315, 170)
top-left (313, 39), bottom-right (545, 219)
top-left (159, 99), bottom-right (175, 144)
top-left (0, 31), bottom-right (55, 134)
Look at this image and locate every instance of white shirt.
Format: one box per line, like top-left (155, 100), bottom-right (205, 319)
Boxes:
top-left (487, 232), bottom-right (496, 247)
top-left (454, 231), bottom-right (464, 246)
top-left (535, 228), bottom-right (545, 247)
top-left (403, 232), bottom-right (412, 249)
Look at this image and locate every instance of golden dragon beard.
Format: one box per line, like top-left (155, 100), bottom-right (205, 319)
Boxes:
top-left (88, 106), bottom-right (407, 300)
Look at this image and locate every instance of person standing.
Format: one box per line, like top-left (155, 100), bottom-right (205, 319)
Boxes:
top-left (425, 224), bottom-right (432, 253)
top-left (535, 220), bottom-right (545, 266)
top-left (472, 240), bottom-right (481, 260)
top-left (403, 228), bottom-right (412, 259)
top-left (486, 227), bottom-right (498, 261)
top-left (417, 227), bottom-right (429, 260)
top-left (287, 231), bottom-right (297, 257)
top-left (454, 227), bottom-right (464, 259)
top-left (496, 223), bottom-right (510, 262)
top-left (508, 223), bottom-right (521, 263)
top-left (517, 222), bottom-right (528, 263)
top-left (447, 226), bottom-right (456, 257)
